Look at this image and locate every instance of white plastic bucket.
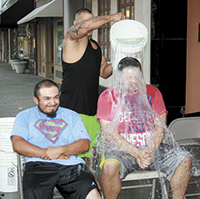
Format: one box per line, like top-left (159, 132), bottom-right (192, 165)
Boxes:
top-left (110, 20), bottom-right (148, 70)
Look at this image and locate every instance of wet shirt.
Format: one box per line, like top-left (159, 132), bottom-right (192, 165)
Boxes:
top-left (97, 84), bottom-right (167, 146)
top-left (11, 106), bottom-right (90, 165)
top-left (60, 39), bottom-right (102, 116)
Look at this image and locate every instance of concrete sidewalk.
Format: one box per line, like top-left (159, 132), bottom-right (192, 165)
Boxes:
top-left (0, 61), bottom-right (49, 117)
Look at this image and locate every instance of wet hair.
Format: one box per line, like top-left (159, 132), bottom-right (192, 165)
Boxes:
top-left (117, 57), bottom-right (142, 71)
top-left (75, 8), bottom-right (93, 20)
top-left (34, 79), bottom-right (59, 99)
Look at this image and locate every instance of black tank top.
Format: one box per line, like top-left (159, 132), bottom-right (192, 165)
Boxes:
top-left (60, 39), bottom-right (102, 116)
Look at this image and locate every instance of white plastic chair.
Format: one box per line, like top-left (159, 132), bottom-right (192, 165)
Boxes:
top-left (121, 170), bottom-right (168, 199)
top-left (0, 117), bottom-right (64, 199)
top-left (168, 117), bottom-right (200, 140)
top-left (0, 117), bottom-right (24, 199)
top-left (168, 117), bottom-right (200, 198)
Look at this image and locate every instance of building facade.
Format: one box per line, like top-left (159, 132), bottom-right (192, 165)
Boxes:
top-left (1, 0), bottom-right (200, 124)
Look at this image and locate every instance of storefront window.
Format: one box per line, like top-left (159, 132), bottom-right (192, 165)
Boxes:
top-left (119, 0), bottom-right (135, 19)
top-left (18, 37), bottom-right (24, 58)
top-left (98, 0), bottom-right (110, 61)
top-left (42, 26), bottom-right (45, 62)
top-left (56, 20), bottom-right (63, 65)
top-left (29, 24), bottom-right (35, 60)
top-left (0, 34), bottom-right (2, 51)
top-left (12, 28), bottom-right (18, 59)
top-left (85, 0), bottom-right (92, 10)
top-left (17, 24), bottom-right (26, 58)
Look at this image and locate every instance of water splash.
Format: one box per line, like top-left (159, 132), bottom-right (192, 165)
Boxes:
top-left (90, 66), bottom-right (194, 198)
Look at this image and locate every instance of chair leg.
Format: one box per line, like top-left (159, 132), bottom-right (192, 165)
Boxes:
top-left (17, 154), bottom-right (23, 199)
top-left (160, 177), bottom-right (168, 199)
top-left (151, 179), bottom-right (156, 199)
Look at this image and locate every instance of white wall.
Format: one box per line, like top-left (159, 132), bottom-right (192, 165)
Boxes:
top-left (135, 0), bottom-right (151, 84)
top-left (63, 0), bottom-right (70, 35)
top-left (92, 0), bottom-right (98, 40)
top-left (0, 0), bottom-right (2, 13)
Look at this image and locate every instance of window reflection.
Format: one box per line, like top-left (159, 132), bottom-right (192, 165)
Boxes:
top-left (56, 20), bottom-right (63, 65)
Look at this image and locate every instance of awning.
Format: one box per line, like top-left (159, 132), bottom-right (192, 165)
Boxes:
top-left (17, 0), bottom-right (63, 25)
top-left (0, 0), bottom-right (34, 28)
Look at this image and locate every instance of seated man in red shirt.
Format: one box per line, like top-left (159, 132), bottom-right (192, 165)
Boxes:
top-left (97, 57), bottom-right (192, 199)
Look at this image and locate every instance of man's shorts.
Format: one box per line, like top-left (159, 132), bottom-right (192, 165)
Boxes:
top-left (23, 162), bottom-right (100, 199)
top-left (100, 143), bottom-right (192, 181)
top-left (78, 114), bottom-right (101, 158)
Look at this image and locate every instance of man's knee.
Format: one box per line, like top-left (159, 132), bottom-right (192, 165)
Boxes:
top-left (184, 156), bottom-right (192, 171)
top-left (180, 156), bottom-right (192, 171)
top-left (170, 156), bottom-right (192, 185)
top-left (86, 188), bottom-right (101, 199)
top-left (186, 156), bottom-right (192, 165)
top-left (101, 160), bottom-right (120, 177)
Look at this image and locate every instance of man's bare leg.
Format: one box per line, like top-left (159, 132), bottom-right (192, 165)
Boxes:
top-left (100, 161), bottom-right (121, 199)
top-left (170, 157), bottom-right (192, 199)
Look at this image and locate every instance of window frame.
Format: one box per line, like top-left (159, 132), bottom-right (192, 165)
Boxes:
top-left (98, 0), bottom-right (111, 61)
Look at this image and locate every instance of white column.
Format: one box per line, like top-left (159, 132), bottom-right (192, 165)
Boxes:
top-left (8, 28), bottom-right (11, 62)
top-left (135, 0), bottom-right (151, 84)
top-left (92, 0), bottom-right (98, 41)
top-left (63, 0), bottom-right (70, 36)
top-left (2, 31), bottom-right (5, 61)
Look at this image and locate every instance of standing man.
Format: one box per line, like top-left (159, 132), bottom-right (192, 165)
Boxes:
top-left (11, 79), bottom-right (101, 199)
top-left (97, 57), bottom-right (192, 199)
top-left (60, 8), bottom-right (125, 161)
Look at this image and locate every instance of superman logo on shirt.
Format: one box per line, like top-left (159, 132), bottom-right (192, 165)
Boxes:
top-left (34, 119), bottom-right (68, 143)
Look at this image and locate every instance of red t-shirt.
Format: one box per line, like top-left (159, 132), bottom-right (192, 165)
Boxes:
top-left (97, 84), bottom-right (167, 146)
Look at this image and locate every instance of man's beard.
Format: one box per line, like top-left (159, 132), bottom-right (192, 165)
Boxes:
top-left (38, 106), bottom-right (57, 118)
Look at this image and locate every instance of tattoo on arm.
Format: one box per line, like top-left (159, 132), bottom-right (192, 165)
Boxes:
top-left (67, 21), bottom-right (84, 39)
top-left (92, 16), bottom-right (111, 23)
top-left (66, 16), bottom-right (111, 39)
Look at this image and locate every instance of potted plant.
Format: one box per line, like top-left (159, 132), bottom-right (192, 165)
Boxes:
top-left (12, 52), bottom-right (28, 74)
top-left (10, 54), bottom-right (20, 70)
top-left (13, 61), bottom-right (27, 73)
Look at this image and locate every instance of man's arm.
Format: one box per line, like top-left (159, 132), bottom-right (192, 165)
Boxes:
top-left (41, 139), bottom-right (90, 160)
top-left (12, 135), bottom-right (46, 157)
top-left (12, 135), bottom-right (89, 160)
top-left (66, 13), bottom-right (125, 41)
top-left (100, 119), bottom-right (137, 154)
top-left (100, 119), bottom-right (152, 169)
top-left (160, 112), bottom-right (167, 124)
top-left (100, 54), bottom-right (113, 79)
top-left (149, 112), bottom-right (167, 153)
